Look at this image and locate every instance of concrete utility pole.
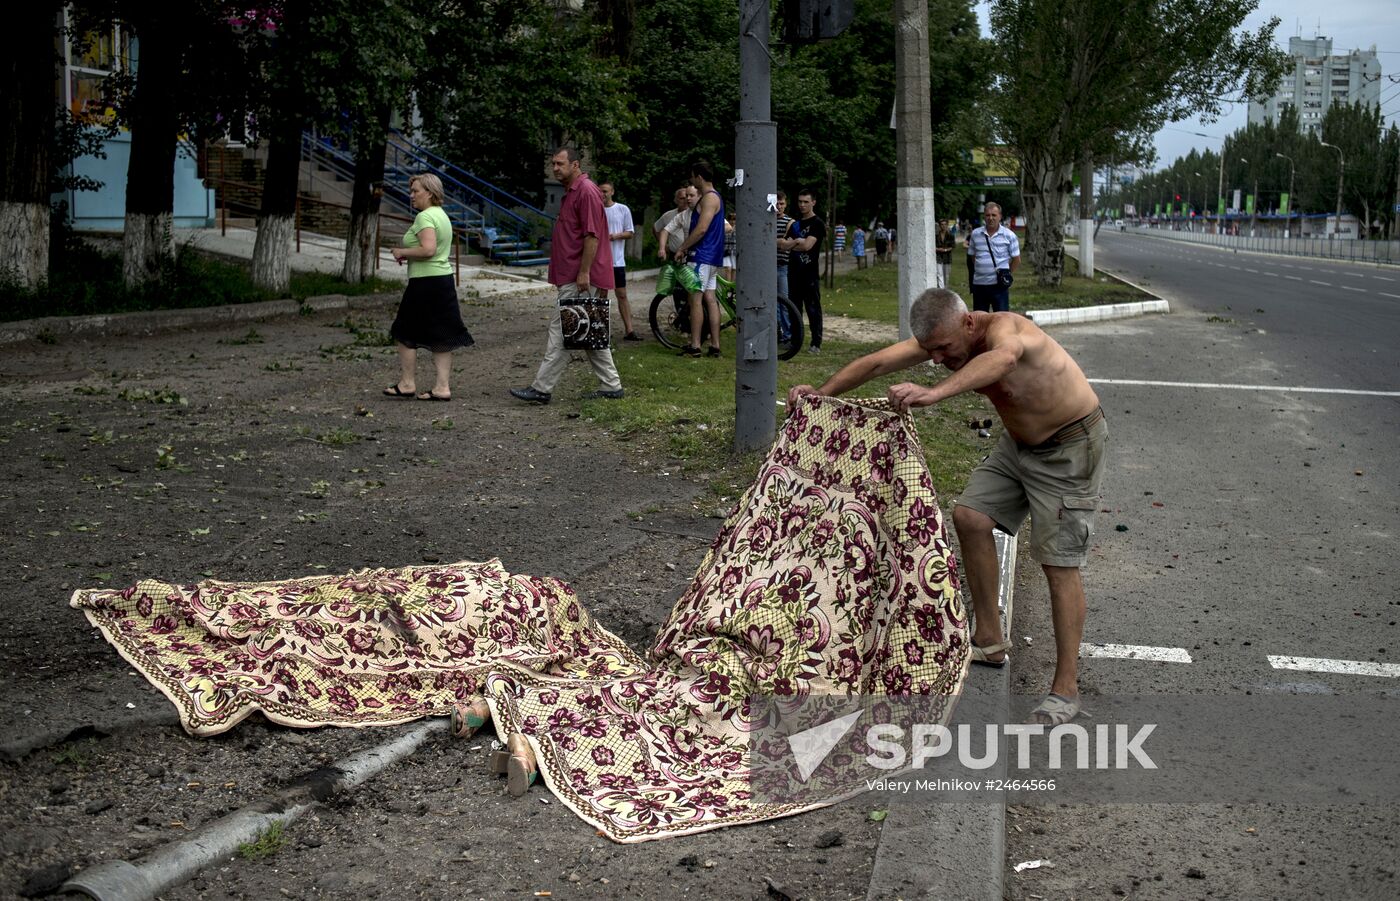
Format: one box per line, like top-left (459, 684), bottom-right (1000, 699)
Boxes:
top-left (733, 0), bottom-right (779, 452)
top-left (1078, 153), bottom-right (1095, 278)
top-left (894, 0), bottom-right (935, 340)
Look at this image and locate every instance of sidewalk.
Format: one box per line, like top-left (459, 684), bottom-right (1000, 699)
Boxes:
top-left (176, 226), bottom-right (546, 298)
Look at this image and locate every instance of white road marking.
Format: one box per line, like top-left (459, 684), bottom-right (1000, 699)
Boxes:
top-left (1285, 275), bottom-right (1302, 281)
top-left (1374, 275), bottom-right (1395, 282)
top-left (1082, 643), bottom-right (1193, 663)
top-left (1340, 285), bottom-right (1365, 292)
top-left (1263, 272), bottom-right (1279, 277)
top-left (1342, 272), bottom-right (1365, 278)
top-left (1309, 280), bottom-right (1332, 286)
top-left (1244, 268), bottom-right (1259, 273)
top-left (1381, 292), bottom-right (1400, 299)
top-left (1088, 378), bottom-right (1400, 397)
top-left (1268, 655), bottom-right (1400, 679)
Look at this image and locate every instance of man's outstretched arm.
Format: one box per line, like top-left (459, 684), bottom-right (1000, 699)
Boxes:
top-left (787, 338), bottom-right (930, 406)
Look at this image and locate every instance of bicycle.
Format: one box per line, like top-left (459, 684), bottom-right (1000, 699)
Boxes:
top-left (649, 273), bottom-right (804, 360)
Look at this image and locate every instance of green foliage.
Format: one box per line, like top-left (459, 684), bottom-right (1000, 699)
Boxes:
top-left (418, 2), bottom-right (638, 201)
top-left (317, 427), bottom-right (361, 446)
top-left (986, 0), bottom-right (1288, 282)
top-left (593, 0), bottom-right (988, 227)
top-left (1112, 102), bottom-right (1400, 236)
top-left (237, 821), bottom-right (288, 860)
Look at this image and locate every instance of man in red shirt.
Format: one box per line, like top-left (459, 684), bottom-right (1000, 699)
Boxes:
top-left (511, 147), bottom-right (625, 404)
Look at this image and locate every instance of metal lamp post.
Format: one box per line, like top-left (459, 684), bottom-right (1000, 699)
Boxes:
top-left (1216, 138), bottom-right (1227, 234)
top-left (1320, 141), bottom-right (1344, 239)
top-left (1275, 152), bottom-right (1295, 239)
top-left (1192, 171), bottom-right (1202, 230)
top-left (1239, 158), bottom-right (1257, 238)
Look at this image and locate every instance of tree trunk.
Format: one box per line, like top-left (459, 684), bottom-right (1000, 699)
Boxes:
top-left (1019, 149), bottom-right (1072, 286)
top-left (122, 13), bottom-right (179, 289)
top-left (252, 121), bottom-right (302, 293)
top-left (342, 126), bottom-right (388, 284)
top-left (1, 4), bottom-right (60, 290)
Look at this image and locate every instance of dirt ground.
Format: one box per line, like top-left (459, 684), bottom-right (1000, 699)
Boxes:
top-left (0, 288), bottom-right (883, 900)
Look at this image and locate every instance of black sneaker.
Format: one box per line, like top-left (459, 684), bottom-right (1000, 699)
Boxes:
top-left (679, 346), bottom-right (702, 357)
top-left (587, 388), bottom-right (625, 399)
top-left (706, 347), bottom-right (721, 358)
top-left (509, 387), bottom-right (551, 404)
top-left (622, 332), bottom-right (643, 342)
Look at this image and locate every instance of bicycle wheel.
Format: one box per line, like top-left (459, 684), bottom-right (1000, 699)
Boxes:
top-left (649, 292), bottom-right (689, 349)
top-left (776, 295), bottom-right (803, 361)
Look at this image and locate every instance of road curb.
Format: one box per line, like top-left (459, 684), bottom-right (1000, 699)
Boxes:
top-left (865, 532), bottom-right (1016, 900)
top-left (1026, 298), bottom-right (1169, 326)
top-left (0, 293), bottom-right (401, 346)
top-left (61, 719), bottom-right (447, 901)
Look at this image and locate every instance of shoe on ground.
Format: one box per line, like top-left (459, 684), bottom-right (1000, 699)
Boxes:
top-left (509, 387), bottom-right (551, 404)
top-left (622, 332), bottom-right (642, 342)
top-left (706, 347), bottom-right (721, 358)
top-left (587, 388), bottom-right (625, 399)
top-left (679, 345), bottom-right (702, 357)
top-left (806, 346), bottom-right (822, 355)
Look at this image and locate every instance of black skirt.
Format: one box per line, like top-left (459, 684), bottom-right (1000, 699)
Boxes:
top-left (389, 274), bottom-right (475, 352)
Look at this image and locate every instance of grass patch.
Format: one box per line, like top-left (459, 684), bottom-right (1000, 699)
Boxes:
top-left (581, 331), bottom-right (996, 503)
top-left (51, 739), bottom-right (97, 767)
top-left (825, 250), bottom-right (1147, 325)
top-left (317, 427), bottom-right (361, 446)
top-left (0, 238), bottom-right (399, 323)
top-left (237, 821), bottom-right (288, 860)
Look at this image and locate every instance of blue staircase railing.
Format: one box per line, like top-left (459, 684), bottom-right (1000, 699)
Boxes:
top-left (302, 131), bottom-right (553, 268)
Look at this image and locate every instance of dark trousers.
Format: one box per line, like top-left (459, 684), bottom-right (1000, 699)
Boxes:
top-left (971, 282), bottom-right (1010, 313)
top-left (791, 275), bottom-right (823, 347)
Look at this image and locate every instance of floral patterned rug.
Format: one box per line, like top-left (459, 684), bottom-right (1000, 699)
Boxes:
top-left (72, 395), bottom-right (970, 842)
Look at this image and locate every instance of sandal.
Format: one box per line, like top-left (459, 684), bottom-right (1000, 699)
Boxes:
top-left (417, 391), bottom-right (451, 402)
top-left (1028, 693), bottom-right (1084, 726)
top-left (383, 385), bottom-right (415, 398)
top-left (970, 639), bottom-right (1010, 668)
top-left (449, 698), bottom-right (491, 738)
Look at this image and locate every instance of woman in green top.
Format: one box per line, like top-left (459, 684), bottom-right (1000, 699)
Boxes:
top-left (383, 173), bottom-right (474, 402)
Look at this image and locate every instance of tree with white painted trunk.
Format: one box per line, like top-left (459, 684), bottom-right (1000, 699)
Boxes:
top-left (1, 4), bottom-right (63, 292)
top-left (986, 0), bottom-right (1287, 286)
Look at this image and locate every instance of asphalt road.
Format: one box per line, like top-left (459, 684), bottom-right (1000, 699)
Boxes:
top-left (1000, 232), bottom-right (1400, 899)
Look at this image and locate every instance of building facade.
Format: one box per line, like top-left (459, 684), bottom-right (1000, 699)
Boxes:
top-left (59, 15), bottom-right (215, 232)
top-left (1247, 36), bottom-right (1381, 134)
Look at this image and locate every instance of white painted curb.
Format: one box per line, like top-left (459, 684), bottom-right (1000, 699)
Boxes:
top-left (1026, 299), bottom-right (1169, 326)
top-left (62, 719), bottom-right (447, 901)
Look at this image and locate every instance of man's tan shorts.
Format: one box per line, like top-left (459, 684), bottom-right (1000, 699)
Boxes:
top-left (956, 413), bottom-right (1108, 568)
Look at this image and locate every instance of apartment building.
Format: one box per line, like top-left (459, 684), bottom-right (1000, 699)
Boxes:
top-left (1247, 35), bottom-right (1382, 134)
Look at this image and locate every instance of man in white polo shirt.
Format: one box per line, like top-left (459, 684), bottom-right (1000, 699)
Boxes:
top-left (966, 202), bottom-right (1020, 312)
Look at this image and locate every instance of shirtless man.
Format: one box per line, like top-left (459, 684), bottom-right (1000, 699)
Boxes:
top-left (788, 288), bottom-right (1107, 724)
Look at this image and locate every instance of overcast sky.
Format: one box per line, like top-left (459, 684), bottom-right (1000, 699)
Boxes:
top-left (973, 1), bottom-right (1400, 175)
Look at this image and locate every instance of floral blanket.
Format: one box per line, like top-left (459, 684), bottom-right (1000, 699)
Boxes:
top-left (72, 395), bottom-right (969, 842)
